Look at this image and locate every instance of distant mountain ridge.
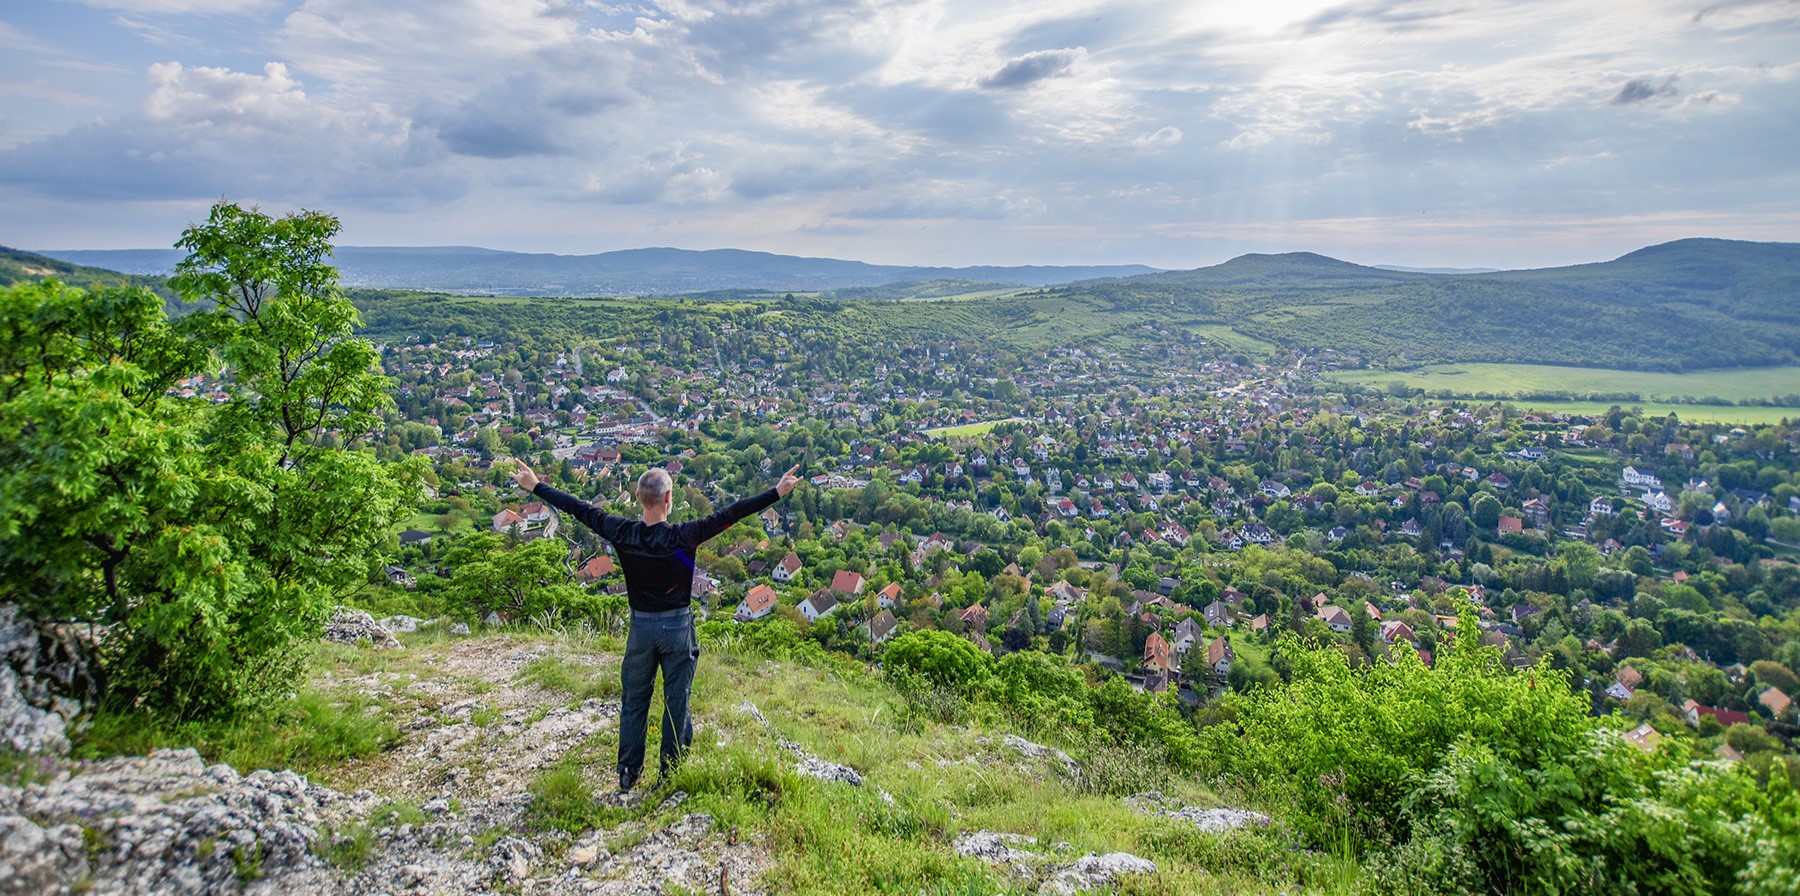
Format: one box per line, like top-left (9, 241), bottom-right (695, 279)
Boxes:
top-left (17, 237), bottom-right (1799, 372)
top-left (29, 245), bottom-right (1160, 295)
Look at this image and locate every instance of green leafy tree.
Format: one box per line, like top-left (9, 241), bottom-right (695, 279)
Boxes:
top-left (442, 534), bottom-right (584, 622)
top-left (0, 203), bottom-right (421, 720)
top-left (1470, 493), bottom-right (1502, 529)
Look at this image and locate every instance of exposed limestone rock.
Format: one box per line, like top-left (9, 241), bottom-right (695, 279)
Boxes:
top-left (1124, 791), bottom-right (1270, 833)
top-left (585, 812), bottom-right (769, 896)
top-left (952, 830), bottom-right (1042, 878)
top-left (795, 757), bottom-right (863, 786)
top-left (0, 747), bottom-right (341, 896)
top-left (736, 700), bottom-right (863, 786)
top-left (955, 829), bottom-right (1155, 894)
top-left (487, 835), bottom-right (542, 882)
top-left (322, 610), bottom-right (401, 649)
top-left (1, 603), bottom-right (100, 756)
top-left (0, 658), bottom-right (65, 755)
top-left (376, 615), bottom-right (430, 635)
top-left (1039, 852), bottom-right (1157, 895)
top-left (1002, 734), bottom-right (1081, 776)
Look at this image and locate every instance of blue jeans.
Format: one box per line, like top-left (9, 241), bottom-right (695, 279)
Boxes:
top-left (618, 607), bottom-right (698, 779)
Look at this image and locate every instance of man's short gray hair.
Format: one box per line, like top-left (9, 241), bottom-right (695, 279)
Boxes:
top-left (637, 467), bottom-right (672, 504)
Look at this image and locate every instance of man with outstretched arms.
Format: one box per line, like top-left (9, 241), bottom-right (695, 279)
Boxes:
top-left (510, 460), bottom-right (803, 792)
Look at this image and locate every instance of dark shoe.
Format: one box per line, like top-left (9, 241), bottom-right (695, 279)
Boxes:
top-left (618, 767), bottom-right (640, 793)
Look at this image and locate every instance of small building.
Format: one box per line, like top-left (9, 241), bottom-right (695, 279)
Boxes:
top-left (1316, 605), bottom-right (1352, 634)
top-left (1144, 631), bottom-right (1174, 673)
top-left (1623, 723), bottom-right (1662, 752)
top-left (800, 590), bottom-right (839, 622)
top-left (773, 552), bottom-right (802, 583)
top-left (1205, 636), bottom-right (1234, 676)
top-left (866, 609), bottom-right (899, 645)
top-left (737, 583), bottom-right (779, 622)
top-left (876, 581), bottom-right (902, 608)
top-left (575, 553), bottom-right (616, 582)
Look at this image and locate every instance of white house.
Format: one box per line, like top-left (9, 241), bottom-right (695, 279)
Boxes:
top-left (800, 591), bottom-right (839, 622)
top-left (737, 584), bottom-right (779, 622)
top-left (773, 552), bottom-right (802, 584)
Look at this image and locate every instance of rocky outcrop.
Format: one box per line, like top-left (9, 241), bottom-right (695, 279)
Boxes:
top-left (584, 812), bottom-right (770, 895)
top-left (1124, 791), bottom-right (1271, 833)
top-left (1039, 852), bottom-right (1158, 896)
top-left (1002, 734), bottom-right (1081, 777)
top-left (0, 747), bottom-right (342, 896)
top-left (1, 603), bottom-right (101, 756)
top-left (322, 610), bottom-right (402, 649)
top-left (375, 615), bottom-right (431, 635)
top-left (737, 700), bottom-right (863, 786)
top-left (953, 830), bottom-right (1156, 895)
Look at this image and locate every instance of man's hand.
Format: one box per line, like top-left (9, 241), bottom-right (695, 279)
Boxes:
top-left (509, 459), bottom-right (541, 492)
top-left (776, 464), bottom-right (803, 497)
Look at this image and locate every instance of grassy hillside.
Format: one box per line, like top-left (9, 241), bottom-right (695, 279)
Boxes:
top-left (77, 626), bottom-right (1339, 895)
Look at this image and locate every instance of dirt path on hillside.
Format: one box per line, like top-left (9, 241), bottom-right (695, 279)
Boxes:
top-left (309, 635), bottom-right (771, 895)
top-left (324, 637), bottom-right (615, 800)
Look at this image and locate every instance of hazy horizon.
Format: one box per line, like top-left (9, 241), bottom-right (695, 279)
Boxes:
top-left (2, 1), bottom-right (1796, 270)
top-left (28, 236), bottom-right (1784, 277)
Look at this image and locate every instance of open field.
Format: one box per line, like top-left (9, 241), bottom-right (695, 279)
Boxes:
top-left (923, 416), bottom-right (1029, 438)
top-left (1180, 323), bottom-right (1280, 357)
top-left (1330, 362), bottom-right (1800, 403)
top-left (1490, 400), bottom-right (1799, 425)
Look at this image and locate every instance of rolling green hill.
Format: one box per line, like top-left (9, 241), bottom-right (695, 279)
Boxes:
top-left (1053, 238), bottom-right (1800, 371)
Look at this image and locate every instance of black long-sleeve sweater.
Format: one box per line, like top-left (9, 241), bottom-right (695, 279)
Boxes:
top-left (531, 482), bottom-right (781, 613)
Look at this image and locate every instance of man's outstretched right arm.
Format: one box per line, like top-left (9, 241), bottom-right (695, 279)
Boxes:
top-left (685, 464), bottom-right (804, 546)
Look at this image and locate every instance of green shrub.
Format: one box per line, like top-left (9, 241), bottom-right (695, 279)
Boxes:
top-left (441, 535), bottom-right (586, 622)
top-left (995, 651), bottom-right (1095, 734)
top-left (1204, 605), bottom-right (1800, 895)
top-left (1199, 606), bottom-right (1590, 847)
top-left (882, 630), bottom-right (997, 697)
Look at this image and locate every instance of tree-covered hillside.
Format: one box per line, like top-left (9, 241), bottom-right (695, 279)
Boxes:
top-left (0, 244), bottom-right (168, 295)
top-left (1055, 239), bottom-right (1800, 371)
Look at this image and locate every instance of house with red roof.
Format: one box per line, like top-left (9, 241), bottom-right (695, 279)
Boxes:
top-left (737, 583), bottom-right (779, 622)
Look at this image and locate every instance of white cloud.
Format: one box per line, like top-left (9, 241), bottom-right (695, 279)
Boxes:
top-left (0, 59), bottom-right (446, 204)
top-left (1131, 126), bottom-right (1183, 150)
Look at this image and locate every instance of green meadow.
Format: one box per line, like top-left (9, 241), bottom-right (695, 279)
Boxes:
top-left (923, 417), bottom-right (1030, 439)
top-left (1329, 362), bottom-right (1800, 403)
top-left (1497, 400), bottom-right (1799, 425)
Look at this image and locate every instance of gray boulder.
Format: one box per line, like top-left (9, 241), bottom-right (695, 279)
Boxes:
top-left (322, 609), bottom-right (401, 648)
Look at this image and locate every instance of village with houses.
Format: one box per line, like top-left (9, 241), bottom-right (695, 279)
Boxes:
top-left (315, 299), bottom-right (1800, 767)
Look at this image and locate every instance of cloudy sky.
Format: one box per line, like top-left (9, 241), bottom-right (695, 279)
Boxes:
top-left (1, 0), bottom-right (1796, 269)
